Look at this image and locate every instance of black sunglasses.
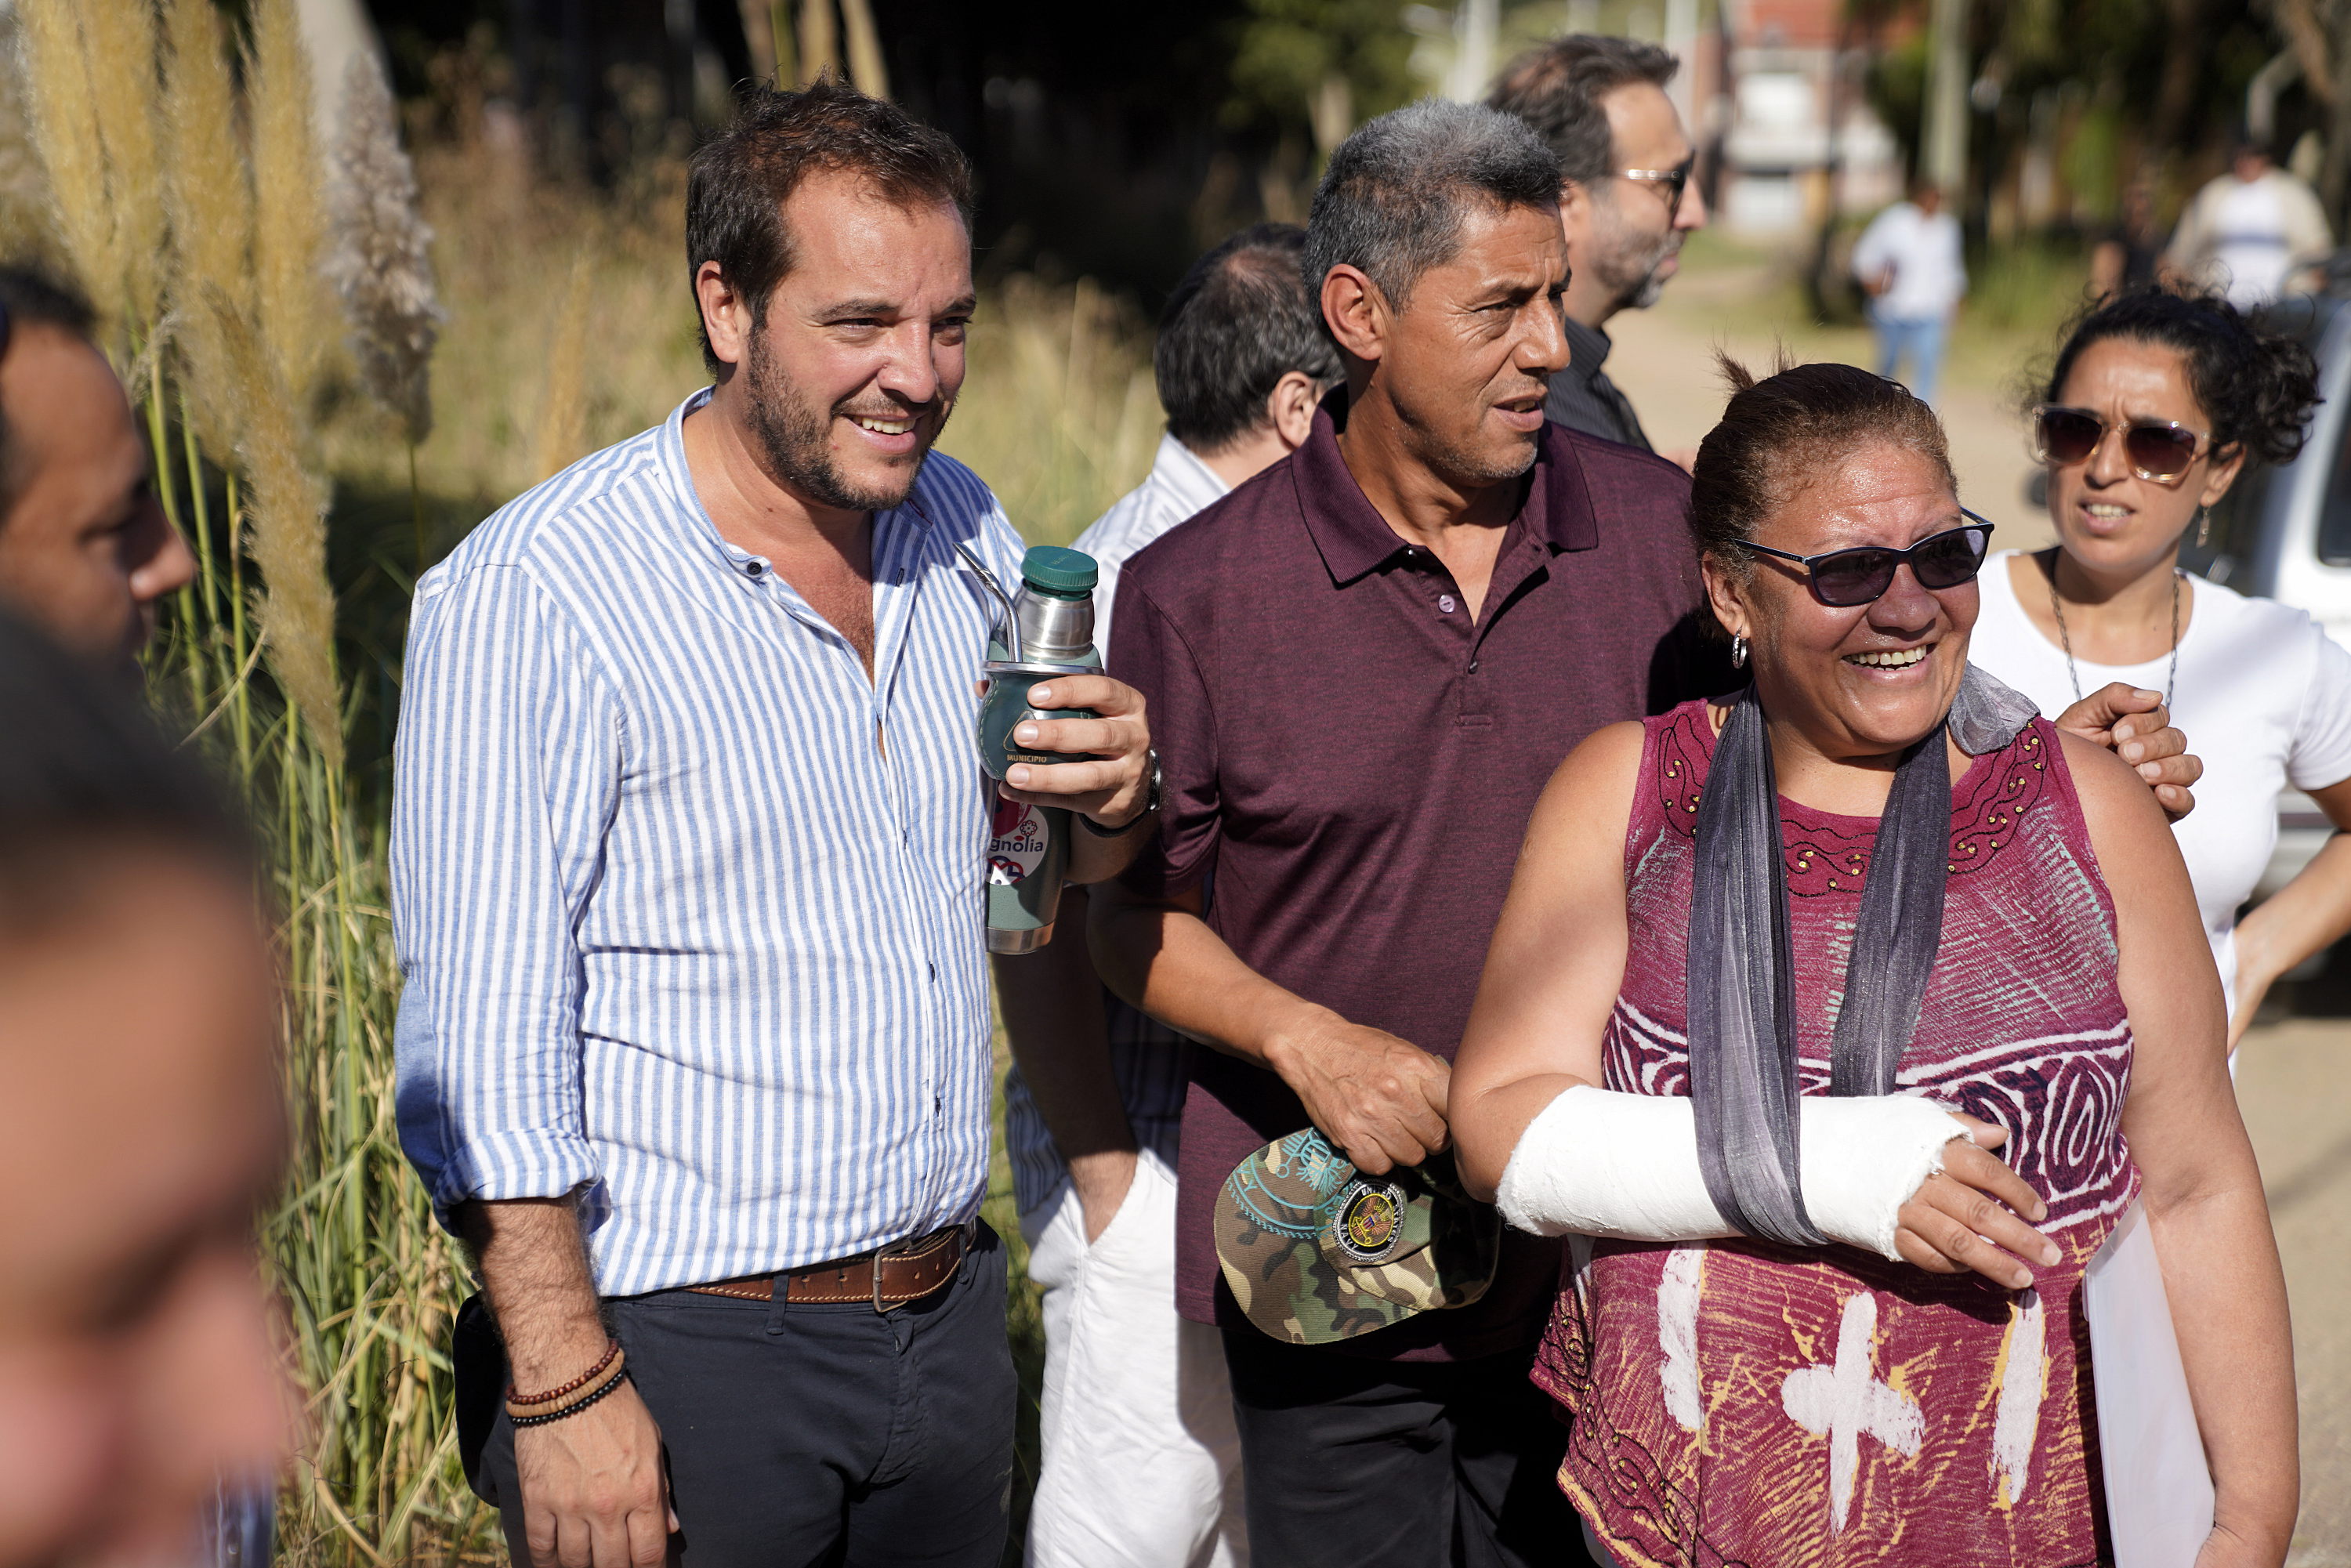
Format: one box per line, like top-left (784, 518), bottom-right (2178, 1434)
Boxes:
top-left (1737, 515), bottom-right (1995, 607)
top-left (2032, 404), bottom-right (2208, 482)
top-left (1620, 157), bottom-right (1695, 219)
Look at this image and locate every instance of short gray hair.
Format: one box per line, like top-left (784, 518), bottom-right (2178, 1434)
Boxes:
top-left (1302, 99), bottom-right (1562, 316)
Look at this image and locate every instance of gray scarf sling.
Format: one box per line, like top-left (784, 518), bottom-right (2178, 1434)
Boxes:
top-left (1686, 664), bottom-right (2041, 1247)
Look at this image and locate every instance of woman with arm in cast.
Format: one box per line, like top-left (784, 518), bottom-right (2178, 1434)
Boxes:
top-left (1451, 360), bottom-right (2295, 1566)
top-left (1969, 285), bottom-right (2351, 1048)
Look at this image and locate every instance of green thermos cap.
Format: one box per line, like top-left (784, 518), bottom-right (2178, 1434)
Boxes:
top-left (1022, 545), bottom-right (1098, 598)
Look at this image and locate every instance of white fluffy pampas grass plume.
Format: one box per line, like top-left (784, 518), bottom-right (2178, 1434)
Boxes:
top-left (162, 0), bottom-right (255, 458)
top-left (14, 0), bottom-right (128, 330)
top-left (247, 0), bottom-right (333, 405)
top-left (208, 286), bottom-right (343, 770)
top-left (328, 54), bottom-right (441, 448)
top-left (76, 0), bottom-right (167, 330)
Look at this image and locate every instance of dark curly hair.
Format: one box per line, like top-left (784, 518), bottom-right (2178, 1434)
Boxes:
top-left (1689, 351), bottom-right (1954, 584)
top-left (2042, 284), bottom-right (2321, 468)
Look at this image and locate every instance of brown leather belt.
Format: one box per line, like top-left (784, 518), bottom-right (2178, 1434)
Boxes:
top-left (685, 1222), bottom-right (972, 1311)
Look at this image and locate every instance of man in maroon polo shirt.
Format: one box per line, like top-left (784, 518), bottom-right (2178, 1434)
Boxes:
top-left (1091, 98), bottom-right (2202, 1568)
top-left (1090, 100), bottom-right (1683, 1567)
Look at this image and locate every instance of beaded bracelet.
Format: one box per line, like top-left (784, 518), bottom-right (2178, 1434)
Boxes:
top-left (507, 1339), bottom-right (620, 1409)
top-left (509, 1370), bottom-right (630, 1429)
top-left (506, 1351), bottom-right (627, 1423)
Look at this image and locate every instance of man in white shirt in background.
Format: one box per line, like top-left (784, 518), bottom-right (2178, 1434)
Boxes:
top-left (994, 221), bottom-right (1339, 1568)
top-left (1853, 179), bottom-right (1966, 406)
top-left (1074, 224), bottom-right (1340, 638)
top-left (2165, 138), bottom-right (2335, 310)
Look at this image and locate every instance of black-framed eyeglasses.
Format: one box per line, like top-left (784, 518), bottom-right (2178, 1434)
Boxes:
top-left (1620, 157), bottom-right (1695, 219)
top-left (2030, 404), bottom-right (2208, 483)
top-left (1736, 514), bottom-right (1995, 607)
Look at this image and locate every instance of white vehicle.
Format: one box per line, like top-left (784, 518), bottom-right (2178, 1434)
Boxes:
top-left (2185, 288), bottom-right (2351, 902)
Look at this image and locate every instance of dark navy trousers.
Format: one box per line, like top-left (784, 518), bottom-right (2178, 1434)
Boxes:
top-left (1219, 1327), bottom-right (1591, 1568)
top-left (463, 1226), bottom-right (1016, 1568)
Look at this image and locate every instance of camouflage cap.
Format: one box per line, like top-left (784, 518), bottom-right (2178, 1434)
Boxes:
top-left (1215, 1128), bottom-right (1500, 1345)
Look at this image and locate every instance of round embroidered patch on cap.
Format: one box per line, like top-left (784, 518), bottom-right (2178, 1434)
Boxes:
top-left (1332, 1179), bottom-right (1405, 1264)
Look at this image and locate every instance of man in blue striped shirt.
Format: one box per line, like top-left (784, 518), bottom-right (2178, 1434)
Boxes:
top-left (391, 82), bottom-right (1157, 1568)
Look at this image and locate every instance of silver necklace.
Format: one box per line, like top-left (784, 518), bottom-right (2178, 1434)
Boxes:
top-left (2046, 555), bottom-right (2180, 710)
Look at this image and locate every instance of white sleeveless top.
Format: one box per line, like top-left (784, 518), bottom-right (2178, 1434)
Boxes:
top-left (1969, 550), bottom-right (2351, 1009)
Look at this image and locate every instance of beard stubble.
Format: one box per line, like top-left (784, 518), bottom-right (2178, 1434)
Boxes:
top-left (741, 325), bottom-right (950, 512)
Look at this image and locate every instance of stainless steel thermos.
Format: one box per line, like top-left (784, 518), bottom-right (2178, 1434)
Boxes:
top-left (976, 545), bottom-right (1101, 954)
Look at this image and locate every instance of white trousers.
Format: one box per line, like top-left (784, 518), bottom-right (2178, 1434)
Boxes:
top-left (1020, 1150), bottom-right (1248, 1568)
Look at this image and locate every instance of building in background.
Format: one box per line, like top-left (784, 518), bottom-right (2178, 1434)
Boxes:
top-left (1713, 0), bottom-right (1903, 235)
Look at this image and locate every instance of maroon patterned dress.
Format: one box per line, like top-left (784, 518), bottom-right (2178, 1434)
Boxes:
top-left (1534, 697), bottom-right (2139, 1566)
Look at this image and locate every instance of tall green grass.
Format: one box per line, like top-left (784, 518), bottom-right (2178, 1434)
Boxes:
top-left (5, 8), bottom-right (1156, 1561)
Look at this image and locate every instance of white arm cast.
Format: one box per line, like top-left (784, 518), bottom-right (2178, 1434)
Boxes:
top-left (1494, 1085), bottom-right (1967, 1262)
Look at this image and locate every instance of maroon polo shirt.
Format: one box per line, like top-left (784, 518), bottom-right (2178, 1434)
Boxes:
top-left (1110, 400), bottom-right (1727, 1361)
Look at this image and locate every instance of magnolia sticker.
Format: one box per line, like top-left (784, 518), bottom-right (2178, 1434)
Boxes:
top-left (988, 797), bottom-right (1048, 885)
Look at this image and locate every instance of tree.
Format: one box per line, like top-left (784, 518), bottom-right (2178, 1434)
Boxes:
top-left (2270, 0), bottom-right (2351, 232)
top-left (1226, 0), bottom-right (1418, 162)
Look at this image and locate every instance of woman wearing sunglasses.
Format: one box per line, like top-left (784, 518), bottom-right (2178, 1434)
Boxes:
top-left (1449, 358), bottom-right (2292, 1565)
top-left (1969, 285), bottom-right (2346, 1051)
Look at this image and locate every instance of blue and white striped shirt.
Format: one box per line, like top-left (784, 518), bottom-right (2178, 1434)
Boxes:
top-left (391, 390), bottom-right (1025, 1297)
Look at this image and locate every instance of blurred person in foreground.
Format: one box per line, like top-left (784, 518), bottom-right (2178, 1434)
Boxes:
top-left (0, 609), bottom-right (290, 1568)
top-left (1971, 286), bottom-right (2347, 1052)
top-left (391, 80), bottom-right (1157, 1568)
top-left (0, 266), bottom-right (262, 1567)
top-left (995, 221), bottom-right (1338, 1568)
top-left (0, 267), bottom-right (194, 671)
top-left (1487, 34), bottom-right (1708, 461)
top-left (1451, 358), bottom-right (2293, 1566)
top-left (1852, 179), bottom-right (1965, 407)
top-left (2164, 138), bottom-right (2334, 310)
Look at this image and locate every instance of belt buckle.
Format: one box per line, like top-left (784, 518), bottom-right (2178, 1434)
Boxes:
top-left (870, 1222), bottom-right (970, 1313)
top-left (871, 1233), bottom-right (916, 1314)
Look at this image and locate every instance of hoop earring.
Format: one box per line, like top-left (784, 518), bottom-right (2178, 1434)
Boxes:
top-left (1731, 634), bottom-right (1749, 669)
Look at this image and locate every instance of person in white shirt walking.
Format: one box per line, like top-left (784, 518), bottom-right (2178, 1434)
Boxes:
top-left (995, 222), bottom-right (1338, 1568)
top-left (1852, 181), bottom-right (1966, 407)
top-left (2164, 139), bottom-right (2335, 310)
top-left (1970, 284), bottom-right (2351, 1053)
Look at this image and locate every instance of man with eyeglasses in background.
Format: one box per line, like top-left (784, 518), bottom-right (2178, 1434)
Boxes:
top-left (1487, 35), bottom-right (1708, 464)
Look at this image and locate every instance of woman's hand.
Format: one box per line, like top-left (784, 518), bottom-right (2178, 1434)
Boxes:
top-left (1890, 1115), bottom-right (2061, 1290)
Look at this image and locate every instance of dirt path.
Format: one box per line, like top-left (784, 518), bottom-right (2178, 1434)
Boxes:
top-left (1596, 260), bottom-right (2055, 549)
top-left (1596, 260), bottom-right (2348, 1559)
top-left (2240, 1019), bottom-right (2351, 1563)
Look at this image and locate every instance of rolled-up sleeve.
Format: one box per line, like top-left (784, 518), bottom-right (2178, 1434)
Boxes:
top-left (1110, 577), bottom-right (1220, 898)
top-left (391, 563), bottom-right (622, 1221)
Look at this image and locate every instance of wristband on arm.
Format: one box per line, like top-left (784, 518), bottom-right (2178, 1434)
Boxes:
top-left (1494, 1086), bottom-right (1967, 1262)
top-left (505, 1340), bottom-right (630, 1427)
